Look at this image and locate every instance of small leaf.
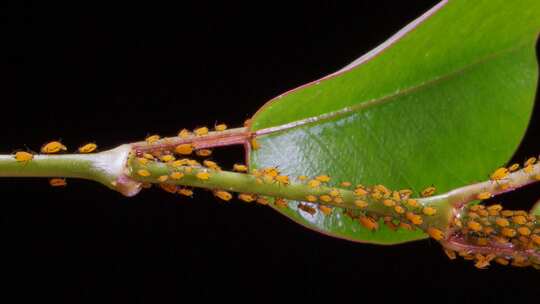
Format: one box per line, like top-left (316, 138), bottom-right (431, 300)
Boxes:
top-left (249, 0), bottom-right (540, 244)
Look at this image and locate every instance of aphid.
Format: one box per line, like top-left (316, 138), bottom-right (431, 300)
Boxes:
top-left (333, 197), bottom-right (344, 204)
top-left (517, 226), bottom-right (531, 236)
top-left (274, 198), bottom-right (288, 208)
top-left (495, 257), bottom-right (509, 266)
top-left (476, 191), bottom-right (492, 200)
top-left (340, 181), bottom-right (352, 187)
top-left (233, 164), bottom-right (248, 172)
top-left (196, 149), bottom-right (212, 157)
top-left (41, 141), bottom-right (67, 154)
top-left (487, 204), bottom-right (502, 215)
top-left (238, 193), bottom-right (256, 203)
top-left (476, 238), bottom-right (489, 246)
top-left (160, 154), bottom-right (176, 162)
top-left (49, 178), bottom-right (67, 187)
top-left (514, 210), bottom-right (528, 216)
top-left (474, 254), bottom-right (495, 269)
top-left (394, 205), bottom-right (405, 214)
top-left (160, 183), bottom-right (177, 194)
top-left (319, 195), bottom-right (332, 203)
top-left (531, 234), bottom-right (540, 246)
top-left (399, 189), bottom-right (413, 198)
top-left (145, 134), bottom-right (160, 144)
top-left (137, 169), bottom-right (151, 177)
top-left (250, 138), bottom-right (260, 150)
top-left (275, 175), bottom-right (290, 185)
top-left (399, 222), bottom-right (414, 231)
top-left (406, 199), bottom-right (419, 208)
top-left (524, 157), bottom-right (537, 166)
top-left (354, 200), bottom-right (368, 208)
top-left (178, 188), bottom-right (193, 197)
top-left (329, 188), bottom-right (340, 197)
top-left (353, 187), bottom-right (368, 196)
top-left (453, 218), bottom-right (463, 228)
top-left (203, 160), bottom-right (221, 171)
top-left (318, 205), bottom-right (333, 216)
top-left (427, 227), bottom-right (444, 240)
top-left (194, 127), bottom-right (209, 136)
top-left (534, 174), bottom-right (540, 181)
top-left (143, 153), bottom-right (155, 160)
top-left (175, 144), bottom-right (193, 155)
top-left (214, 190), bottom-right (232, 201)
top-left (524, 164), bottom-right (534, 174)
top-left (215, 124), bottom-right (227, 132)
top-left (195, 172), bottom-right (210, 180)
top-left (359, 216), bottom-right (378, 231)
top-left (490, 167), bottom-right (509, 181)
top-left (495, 217), bottom-right (509, 227)
top-left (78, 143), bottom-right (97, 153)
top-left (170, 172), bottom-right (184, 180)
top-left (298, 203), bottom-right (316, 215)
top-left (499, 183), bottom-right (511, 190)
top-left (467, 220), bottom-right (482, 232)
top-left (422, 206), bottom-right (437, 216)
top-left (406, 212), bottom-right (423, 225)
top-left (305, 195), bottom-right (317, 202)
top-left (157, 175), bottom-right (169, 182)
top-left (508, 163), bottom-right (520, 172)
top-left (14, 151), bottom-right (33, 163)
top-left (315, 175), bottom-right (331, 183)
top-left (512, 215), bottom-right (527, 225)
top-left (501, 210), bottom-right (514, 217)
top-left (421, 186), bottom-right (436, 197)
top-left (298, 175), bottom-right (308, 181)
top-left (501, 227), bottom-right (517, 238)
top-left (256, 197), bottom-right (269, 205)
top-left (383, 199), bottom-right (395, 207)
top-left (392, 191), bottom-right (401, 202)
top-left (384, 217), bottom-right (397, 231)
top-left (307, 180), bottom-right (321, 188)
top-left (137, 157), bottom-right (149, 165)
top-left (373, 184), bottom-right (391, 196)
top-left (444, 249), bottom-right (456, 260)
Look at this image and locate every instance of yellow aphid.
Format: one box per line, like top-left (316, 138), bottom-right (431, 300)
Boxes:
top-left (49, 178), bottom-right (67, 187)
top-left (298, 203), bottom-right (316, 215)
top-left (194, 127), bottom-right (209, 136)
top-left (78, 143), bottom-right (97, 153)
top-left (383, 199), bottom-right (395, 207)
top-left (160, 183), bottom-right (177, 194)
top-left (427, 227), bottom-right (444, 240)
top-left (514, 210), bottom-right (528, 216)
top-left (298, 175), bottom-right (308, 181)
top-left (374, 184), bottom-right (391, 196)
top-left (233, 164), bottom-right (248, 172)
top-left (531, 234), bottom-right (540, 246)
top-left (137, 169), bottom-right (151, 177)
top-left (187, 159), bottom-right (200, 166)
top-left (160, 154), bottom-right (176, 162)
top-left (354, 200), bottom-right (368, 208)
top-left (501, 210), bottom-right (514, 217)
top-left (319, 195), bottom-right (332, 203)
top-left (41, 141), bottom-right (67, 154)
top-left (137, 157), bottom-right (149, 165)
top-left (422, 206), bottom-right (437, 216)
top-left (275, 198), bottom-right (288, 208)
top-left (399, 222), bottom-right (414, 231)
top-left (359, 216), bottom-right (378, 231)
top-left (175, 144), bottom-right (193, 155)
top-left (171, 159), bottom-right (188, 167)
top-left (421, 186), bottom-right (436, 197)
top-left (495, 257), bottom-right (509, 266)
top-left (517, 226), bottom-right (531, 236)
top-left (487, 204), bottom-right (502, 214)
top-left (399, 189), bottom-right (413, 198)
top-left (214, 190), bottom-right (232, 201)
top-left (501, 227), bottom-right (516, 238)
top-left (483, 226), bottom-right (495, 234)
top-left (256, 197), bottom-right (269, 205)
top-left (469, 205), bottom-right (484, 212)
top-left (215, 124), bottom-right (227, 131)
top-left (203, 160), bottom-right (221, 170)
top-left (250, 138), bottom-right (260, 150)
top-left (394, 205), bottom-right (405, 214)
top-left (474, 254), bottom-right (495, 269)
top-left (170, 172), bottom-right (184, 180)
top-left (145, 134), bottom-right (160, 144)
top-left (178, 129), bottom-right (191, 138)
top-left (454, 218), bottom-right (463, 228)
top-left (315, 175), bottom-right (330, 183)
top-left (508, 163), bottom-right (520, 172)
top-left (195, 172), bottom-right (210, 180)
top-left (406, 199), bottom-right (419, 208)
top-left (157, 175), bottom-right (169, 182)
top-left (196, 149), bottom-right (212, 157)
top-left (476, 191), bottom-right (492, 200)
top-left (371, 191), bottom-right (383, 201)
top-left (305, 195), bottom-right (317, 202)
top-left (490, 167), bottom-right (509, 181)
top-left (318, 205), bottom-right (333, 216)
top-left (143, 153), bottom-right (155, 160)
top-left (262, 167), bottom-right (279, 177)
top-left (308, 180), bottom-right (321, 188)
top-left (525, 157), bottom-right (537, 166)
top-left (329, 189), bottom-right (340, 197)
top-left (340, 181), bottom-right (352, 187)
top-left (14, 151), bottom-right (33, 163)
top-left (353, 187), bottom-right (368, 196)
top-left (392, 191), bottom-right (401, 202)
top-left (178, 188), bottom-right (193, 197)
top-left (333, 197), bottom-right (344, 204)
top-left (524, 164), bottom-right (534, 174)
top-left (275, 175), bottom-right (289, 185)
top-left (406, 212), bottom-right (423, 225)
top-left (444, 249), bottom-right (456, 260)
top-left (495, 217), bottom-right (509, 227)
top-left (512, 215), bottom-right (527, 225)
top-left (476, 238), bottom-right (488, 246)
top-left (467, 220), bottom-right (482, 232)
top-left (238, 193), bottom-right (256, 203)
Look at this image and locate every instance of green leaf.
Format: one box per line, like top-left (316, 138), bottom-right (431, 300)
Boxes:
top-left (248, 0), bottom-right (540, 244)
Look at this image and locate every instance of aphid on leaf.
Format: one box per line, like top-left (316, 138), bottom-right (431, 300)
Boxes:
top-left (145, 135), bottom-right (160, 144)
top-left (524, 157), bottom-right (537, 167)
top-left (353, 187), bottom-right (368, 197)
top-left (178, 188), bottom-right (193, 197)
top-left (308, 180), bottom-right (321, 188)
top-left (49, 178), bottom-right (67, 187)
top-left (501, 227), bottom-right (517, 238)
top-left (137, 169), bottom-right (151, 177)
top-left (170, 172), bottom-right (184, 180)
top-left (233, 164), bottom-right (248, 172)
top-left (318, 205), bottom-right (333, 216)
top-left (319, 195), bottom-right (332, 203)
top-left (298, 175), bottom-right (308, 181)
top-left (203, 160), bottom-right (221, 171)
top-left (517, 226), bottom-right (531, 236)
top-left (329, 188), bottom-right (340, 197)
top-left (143, 153), bottom-right (155, 160)
top-left (196, 149), bottom-right (212, 157)
top-left (238, 193), bottom-right (256, 203)
top-left (214, 190), bottom-right (232, 201)
top-left (490, 167), bottom-right (509, 181)
top-left (315, 175), bottom-right (330, 183)
top-left (158, 175), bottom-right (169, 182)
top-left (333, 197), bottom-right (344, 204)
top-left (508, 163), bottom-right (520, 172)
top-left (215, 124), bottom-right (227, 131)
top-left (275, 175), bottom-right (289, 185)
top-left (476, 191), bottom-right (492, 200)
top-left (495, 257), bottom-right (509, 266)
top-left (421, 186), bottom-right (436, 197)
top-left (78, 143), bottom-right (97, 153)
top-left (531, 234), bottom-right (540, 246)
top-left (512, 215), bottom-right (527, 225)
top-left (427, 227), bottom-right (444, 240)
top-left (406, 212), bottom-right (423, 225)
top-left (175, 144), bottom-right (193, 155)
top-left (467, 220), bottom-right (482, 232)
top-left (394, 205), bottom-right (405, 214)
top-left (178, 129), bottom-right (191, 139)
top-left (305, 195), bottom-right (317, 202)
top-left (354, 200), bottom-right (368, 209)
top-left (399, 189), bottom-right (413, 198)
top-left (274, 198), bottom-right (288, 208)
top-left (524, 164), bottom-right (534, 174)
top-left (422, 206), bottom-right (437, 216)
top-left (340, 181), bottom-right (352, 187)
top-left (137, 157), bottom-right (149, 165)
top-left (41, 141), bottom-right (67, 154)
top-left (160, 183), bottom-right (177, 194)
top-left (194, 127), bottom-right (209, 136)
top-left (406, 199), bottom-right (419, 208)
top-left (382, 199), bottom-right (395, 207)
top-left (256, 197), bottom-right (269, 205)
top-left (14, 151), bottom-right (33, 163)
top-left (495, 217), bottom-right (509, 227)
top-left (250, 138), bottom-right (260, 150)
top-left (160, 154), bottom-right (176, 162)
top-left (195, 172), bottom-right (210, 180)
top-left (359, 216), bottom-right (378, 231)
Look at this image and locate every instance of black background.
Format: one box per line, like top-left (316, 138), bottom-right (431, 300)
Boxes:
top-left (2, 0), bottom-right (540, 301)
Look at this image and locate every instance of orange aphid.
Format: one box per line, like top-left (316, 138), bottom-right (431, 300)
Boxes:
top-left (319, 195), bottom-right (332, 203)
top-left (490, 167), bottom-right (509, 181)
top-left (359, 216), bottom-right (378, 231)
top-left (512, 215), bottom-right (527, 225)
top-left (137, 157), bottom-right (149, 165)
top-left (353, 187), bottom-right (368, 196)
top-left (495, 217), bottom-right (509, 227)
top-left (275, 175), bottom-right (290, 185)
top-left (421, 186), bottom-right (436, 197)
top-left (196, 149), bottom-right (212, 157)
top-left (422, 206), bottom-right (437, 216)
top-left (508, 163), bottom-right (520, 172)
top-left (178, 129), bottom-right (191, 138)
top-left (160, 183), bottom-right (177, 194)
top-left (143, 153), bottom-right (155, 160)
top-left (175, 144), bottom-right (193, 155)
top-left (298, 175), bottom-right (308, 181)
top-left (318, 205), bottom-right (333, 216)
top-left (14, 151), bottom-right (33, 163)
top-left (308, 180), bottom-right (321, 188)
top-left (406, 199), bottom-right (419, 208)
top-left (195, 172), bottom-right (210, 180)
top-left (501, 227), bottom-right (517, 238)
top-left (178, 188), bottom-right (193, 197)
top-left (194, 127), bottom-right (209, 136)
top-left (305, 195), bottom-right (317, 202)
top-left (427, 227), bottom-right (444, 240)
top-left (517, 226), bottom-right (531, 236)
top-left (444, 249), bottom-right (456, 260)
top-left (531, 234), bottom-right (540, 246)
top-left (160, 154), bottom-right (176, 162)
top-left (275, 198), bottom-right (288, 208)
top-left (137, 169), bottom-right (151, 177)
top-left (215, 124), bottom-right (227, 131)
top-left (340, 181), bottom-right (352, 187)
top-left (354, 200), bottom-right (368, 208)
top-left (203, 160), bottom-right (221, 170)
top-left (315, 175), bottom-right (331, 183)
top-left (383, 199), bottom-right (395, 207)
top-left (170, 172), bottom-right (184, 180)
top-left (394, 205), bottom-right (405, 214)
top-left (238, 193), bottom-right (256, 203)
top-left (157, 175), bottom-right (169, 182)
top-left (524, 164), bottom-right (534, 174)
top-left (495, 257), bottom-right (510, 266)
top-left (524, 157), bottom-right (537, 167)
top-left (145, 134), bottom-right (160, 144)
top-left (256, 197), bottom-right (269, 205)
top-left (41, 141), bottom-right (67, 154)
top-left (406, 212), bottom-right (423, 225)
top-left (476, 191), bottom-right (492, 200)
top-left (49, 178), bottom-right (67, 187)
top-left (214, 190), bottom-right (232, 201)
top-left (78, 143), bottom-right (97, 153)
top-left (467, 220), bottom-right (482, 232)
top-left (233, 164), bottom-right (248, 172)
top-left (298, 203), bottom-right (316, 215)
